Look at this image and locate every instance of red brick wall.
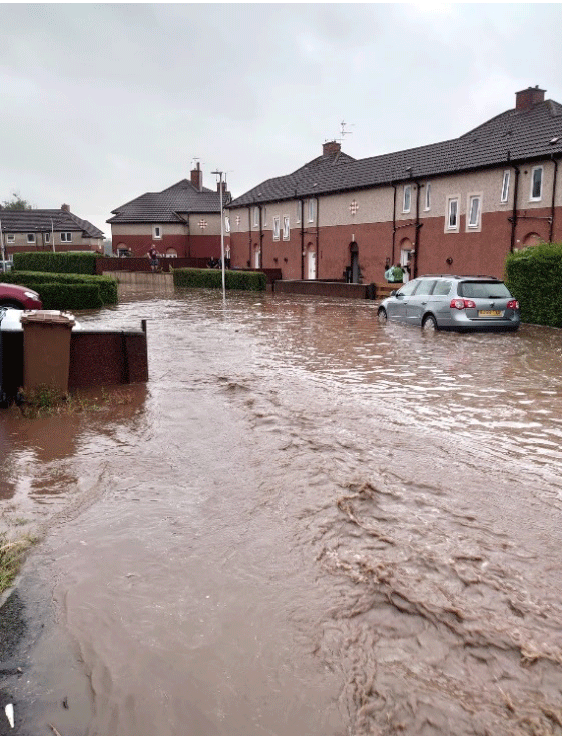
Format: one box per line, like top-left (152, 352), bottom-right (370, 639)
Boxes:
top-left (112, 233), bottom-right (228, 259)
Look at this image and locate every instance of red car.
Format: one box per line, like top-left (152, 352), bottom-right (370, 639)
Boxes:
top-left (0, 282), bottom-right (43, 310)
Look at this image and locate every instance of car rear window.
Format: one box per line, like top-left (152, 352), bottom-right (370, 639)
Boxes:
top-left (459, 281), bottom-right (511, 299)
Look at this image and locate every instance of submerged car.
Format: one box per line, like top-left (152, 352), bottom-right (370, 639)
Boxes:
top-left (378, 275), bottom-right (520, 332)
top-left (0, 282), bottom-right (42, 310)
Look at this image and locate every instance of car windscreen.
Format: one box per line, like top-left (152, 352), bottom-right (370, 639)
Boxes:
top-left (459, 281), bottom-right (511, 299)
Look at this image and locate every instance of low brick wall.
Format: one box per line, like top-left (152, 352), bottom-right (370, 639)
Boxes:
top-left (1, 326), bottom-right (148, 397)
top-left (273, 280), bottom-right (372, 299)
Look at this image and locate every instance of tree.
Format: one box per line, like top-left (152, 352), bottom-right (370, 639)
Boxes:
top-left (0, 193), bottom-right (33, 211)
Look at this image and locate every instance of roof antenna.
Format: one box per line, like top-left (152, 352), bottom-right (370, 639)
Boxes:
top-left (337, 120), bottom-right (354, 145)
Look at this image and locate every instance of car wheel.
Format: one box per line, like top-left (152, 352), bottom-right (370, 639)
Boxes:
top-left (0, 300), bottom-right (23, 309)
top-left (422, 314), bottom-right (438, 331)
top-left (378, 308), bottom-right (388, 324)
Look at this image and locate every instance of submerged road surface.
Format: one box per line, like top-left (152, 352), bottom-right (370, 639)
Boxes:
top-left (0, 286), bottom-right (561, 736)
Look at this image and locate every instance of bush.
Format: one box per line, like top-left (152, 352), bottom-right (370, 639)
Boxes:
top-left (505, 242), bottom-right (562, 328)
top-left (39, 283), bottom-right (104, 310)
top-left (0, 271), bottom-right (117, 306)
top-left (173, 268), bottom-right (267, 292)
top-left (12, 251), bottom-right (99, 275)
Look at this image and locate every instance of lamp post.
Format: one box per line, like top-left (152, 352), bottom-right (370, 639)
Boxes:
top-left (211, 170), bottom-right (226, 300)
top-left (0, 219), bottom-right (6, 273)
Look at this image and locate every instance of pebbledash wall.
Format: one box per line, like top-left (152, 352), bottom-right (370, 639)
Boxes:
top-left (112, 216), bottom-right (230, 259)
top-left (227, 160), bottom-right (561, 283)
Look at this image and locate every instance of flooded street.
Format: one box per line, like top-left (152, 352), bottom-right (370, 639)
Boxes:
top-left (0, 285), bottom-right (561, 736)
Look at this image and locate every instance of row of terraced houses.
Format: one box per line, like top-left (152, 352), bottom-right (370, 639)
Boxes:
top-left (1, 87), bottom-right (561, 283)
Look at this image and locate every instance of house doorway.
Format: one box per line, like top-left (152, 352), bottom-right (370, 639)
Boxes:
top-left (350, 241), bottom-right (360, 283)
top-left (306, 247), bottom-right (317, 280)
top-left (253, 246), bottom-right (261, 269)
top-left (400, 239), bottom-right (412, 282)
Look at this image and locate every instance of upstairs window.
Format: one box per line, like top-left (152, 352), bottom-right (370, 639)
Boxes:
top-left (530, 166), bottom-right (543, 201)
top-left (283, 216), bottom-right (290, 240)
top-left (61, 232), bottom-right (72, 242)
top-left (253, 207), bottom-right (259, 228)
top-left (403, 185), bottom-right (411, 213)
top-left (296, 201), bottom-right (301, 224)
top-left (273, 216), bottom-right (280, 240)
top-left (6, 234), bottom-right (14, 243)
top-left (224, 216), bottom-right (230, 233)
top-left (152, 225), bottom-right (161, 239)
top-left (467, 195), bottom-right (481, 229)
top-left (27, 233), bottom-right (36, 243)
top-left (447, 198), bottom-right (459, 230)
top-left (308, 198), bottom-right (316, 223)
top-left (44, 232), bottom-right (50, 243)
top-left (262, 207), bottom-right (267, 228)
top-left (424, 183), bottom-right (431, 211)
top-left (501, 170), bottom-right (511, 203)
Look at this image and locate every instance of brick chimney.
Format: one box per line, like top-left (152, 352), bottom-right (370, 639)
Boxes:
top-left (217, 180), bottom-right (226, 194)
top-left (515, 86), bottom-right (545, 112)
top-left (61, 203), bottom-right (70, 212)
top-left (190, 162), bottom-right (203, 191)
top-left (322, 140), bottom-right (341, 156)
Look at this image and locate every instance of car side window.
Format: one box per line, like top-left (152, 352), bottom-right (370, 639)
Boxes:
top-left (414, 280), bottom-right (436, 296)
top-left (396, 280), bottom-right (420, 297)
top-left (432, 280), bottom-right (452, 296)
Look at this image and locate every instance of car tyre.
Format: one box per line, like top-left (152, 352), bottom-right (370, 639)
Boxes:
top-left (422, 314), bottom-right (438, 331)
top-left (0, 300), bottom-right (23, 309)
top-left (378, 308), bottom-right (388, 324)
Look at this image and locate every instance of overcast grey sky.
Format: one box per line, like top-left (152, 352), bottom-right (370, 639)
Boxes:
top-left (1, 3), bottom-right (561, 236)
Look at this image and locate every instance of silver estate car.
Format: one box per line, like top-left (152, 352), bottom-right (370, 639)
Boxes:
top-left (378, 275), bottom-right (520, 332)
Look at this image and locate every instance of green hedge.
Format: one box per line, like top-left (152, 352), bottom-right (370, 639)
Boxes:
top-left (39, 283), bottom-right (104, 310)
top-left (173, 268), bottom-right (267, 292)
top-left (12, 251), bottom-right (99, 275)
top-left (505, 242), bottom-right (562, 328)
top-left (0, 271), bottom-right (117, 306)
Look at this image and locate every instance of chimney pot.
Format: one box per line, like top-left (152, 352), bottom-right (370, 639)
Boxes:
top-left (515, 86), bottom-right (545, 111)
top-left (61, 203), bottom-right (70, 212)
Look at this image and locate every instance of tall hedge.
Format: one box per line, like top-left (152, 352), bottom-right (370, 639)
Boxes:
top-left (39, 283), bottom-right (104, 310)
top-left (0, 271), bottom-right (117, 306)
top-left (12, 251), bottom-right (99, 275)
top-left (173, 268), bottom-right (267, 292)
top-left (505, 242), bottom-right (562, 328)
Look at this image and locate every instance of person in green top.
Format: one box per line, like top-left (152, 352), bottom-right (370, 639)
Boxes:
top-left (385, 263), bottom-right (404, 283)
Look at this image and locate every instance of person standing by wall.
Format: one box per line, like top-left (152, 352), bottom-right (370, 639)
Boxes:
top-left (148, 245), bottom-right (159, 272)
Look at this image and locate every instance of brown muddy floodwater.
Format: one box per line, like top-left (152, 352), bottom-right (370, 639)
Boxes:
top-left (0, 285), bottom-right (561, 736)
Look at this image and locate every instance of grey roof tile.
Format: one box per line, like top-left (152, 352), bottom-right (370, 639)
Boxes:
top-left (107, 179), bottom-right (230, 223)
top-left (0, 209), bottom-right (104, 238)
top-left (228, 100), bottom-right (562, 207)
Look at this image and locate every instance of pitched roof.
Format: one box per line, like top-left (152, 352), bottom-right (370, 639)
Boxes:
top-left (107, 179), bottom-right (230, 223)
top-left (0, 209), bottom-right (104, 238)
top-left (228, 99), bottom-right (562, 207)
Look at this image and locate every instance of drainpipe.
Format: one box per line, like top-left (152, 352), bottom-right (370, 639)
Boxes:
top-left (247, 206), bottom-right (252, 267)
top-left (301, 199), bottom-right (305, 280)
top-left (315, 196), bottom-right (319, 279)
top-left (509, 157), bottom-right (520, 253)
top-left (550, 157), bottom-right (558, 243)
top-left (413, 182), bottom-right (422, 279)
top-left (391, 184), bottom-right (397, 265)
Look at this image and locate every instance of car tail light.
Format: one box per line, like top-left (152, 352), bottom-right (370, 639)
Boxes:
top-left (450, 298), bottom-right (476, 310)
top-left (507, 300), bottom-right (519, 310)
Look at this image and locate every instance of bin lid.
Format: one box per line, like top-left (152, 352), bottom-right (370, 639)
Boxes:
top-left (20, 310), bottom-right (76, 327)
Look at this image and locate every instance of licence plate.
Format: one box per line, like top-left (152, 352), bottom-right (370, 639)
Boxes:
top-left (478, 310), bottom-right (502, 316)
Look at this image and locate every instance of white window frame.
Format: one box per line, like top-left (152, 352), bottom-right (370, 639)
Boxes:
top-left (446, 197), bottom-right (459, 232)
top-left (308, 198), bottom-right (316, 223)
top-left (61, 232), bottom-right (72, 242)
top-left (273, 216), bottom-right (280, 241)
top-left (467, 194), bottom-right (482, 230)
top-left (296, 201), bottom-right (301, 224)
top-left (27, 233), bottom-right (36, 243)
top-left (6, 234), bottom-right (15, 243)
top-left (283, 215), bottom-right (290, 241)
top-left (262, 207), bottom-right (268, 229)
top-left (44, 232), bottom-right (50, 243)
top-left (530, 166), bottom-right (543, 201)
top-left (253, 207), bottom-right (259, 228)
top-left (152, 225), bottom-right (162, 239)
top-left (224, 216), bottom-right (230, 233)
top-left (402, 185), bottom-right (411, 213)
top-left (424, 183), bottom-right (431, 211)
top-left (501, 170), bottom-right (511, 203)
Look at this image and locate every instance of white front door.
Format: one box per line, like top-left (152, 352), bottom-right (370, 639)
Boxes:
top-left (254, 248), bottom-right (260, 269)
top-left (401, 249), bottom-right (411, 282)
top-left (307, 250), bottom-right (316, 280)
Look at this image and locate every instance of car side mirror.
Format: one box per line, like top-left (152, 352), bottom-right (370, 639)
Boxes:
top-left (390, 290), bottom-right (397, 297)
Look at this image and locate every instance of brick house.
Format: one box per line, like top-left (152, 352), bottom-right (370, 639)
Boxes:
top-left (107, 163), bottom-right (231, 259)
top-left (226, 87), bottom-right (561, 283)
top-left (0, 204), bottom-right (104, 258)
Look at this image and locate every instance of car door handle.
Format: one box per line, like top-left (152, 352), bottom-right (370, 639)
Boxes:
top-left (421, 301), bottom-right (427, 305)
